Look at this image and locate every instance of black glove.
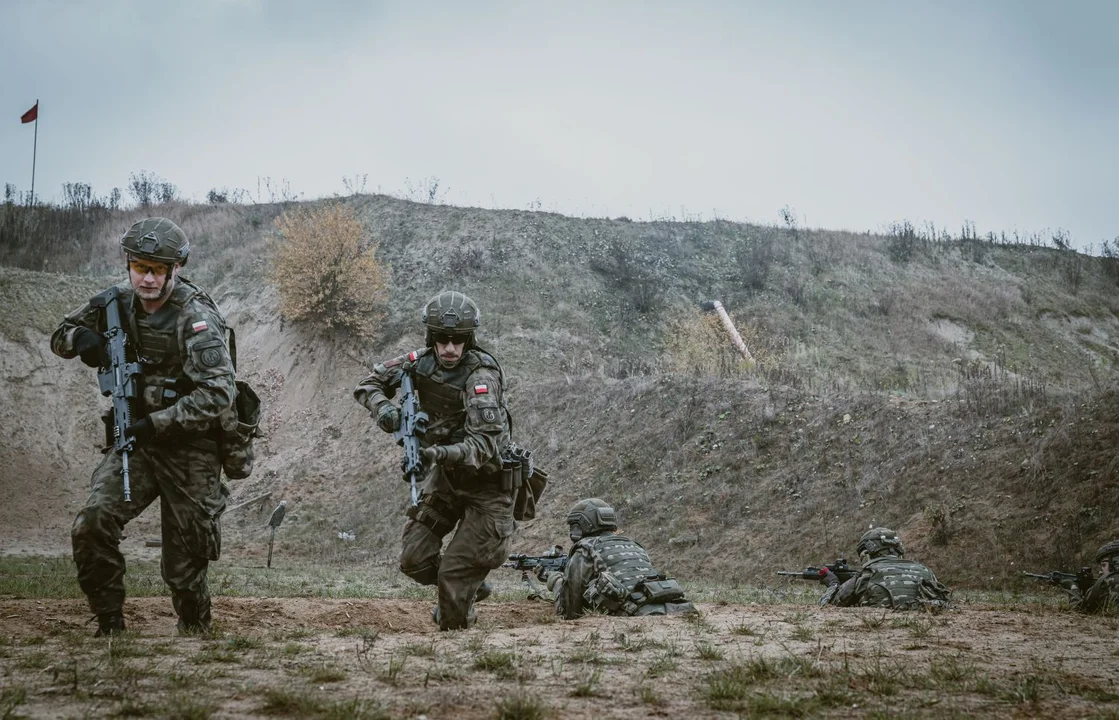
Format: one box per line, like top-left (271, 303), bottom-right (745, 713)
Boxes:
top-left (821, 569), bottom-right (840, 588)
top-left (125, 417), bottom-right (156, 448)
top-left (73, 327), bottom-right (107, 368)
top-left (375, 403), bottom-right (401, 433)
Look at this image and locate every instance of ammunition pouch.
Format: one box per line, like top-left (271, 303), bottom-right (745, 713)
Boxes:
top-left (636, 577), bottom-right (686, 605)
top-left (220, 380), bottom-right (260, 480)
top-left (583, 570), bottom-right (629, 613)
top-left (504, 442), bottom-right (549, 521)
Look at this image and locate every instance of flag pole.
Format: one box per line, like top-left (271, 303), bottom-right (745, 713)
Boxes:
top-left (30, 98), bottom-right (38, 206)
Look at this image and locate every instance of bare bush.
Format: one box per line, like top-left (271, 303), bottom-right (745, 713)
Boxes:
top-left (128, 170), bottom-right (177, 208)
top-left (886, 221), bottom-right (920, 264)
top-left (0, 181), bottom-right (117, 271)
top-left (207, 187), bottom-right (247, 205)
top-left (734, 231), bottom-right (776, 293)
top-left (1101, 239), bottom-right (1119, 286)
top-left (270, 203), bottom-right (389, 338)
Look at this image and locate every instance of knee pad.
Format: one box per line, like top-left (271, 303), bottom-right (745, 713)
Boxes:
top-left (401, 557), bottom-right (440, 586)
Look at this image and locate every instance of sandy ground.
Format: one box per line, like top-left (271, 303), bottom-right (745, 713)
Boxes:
top-left (1, 595), bottom-right (1117, 719)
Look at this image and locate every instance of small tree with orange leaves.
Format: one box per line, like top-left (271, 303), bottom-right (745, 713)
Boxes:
top-left (270, 203), bottom-right (388, 338)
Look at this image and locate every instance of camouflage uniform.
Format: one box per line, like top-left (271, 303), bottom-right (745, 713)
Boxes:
top-left (51, 219), bottom-right (236, 635)
top-left (1061, 541), bottom-right (1119, 614)
top-left (828, 555), bottom-right (950, 609)
top-left (550, 499), bottom-right (696, 619)
top-left (1063, 571), bottom-right (1119, 614)
top-left (824, 528), bottom-right (951, 610)
top-left (354, 294), bottom-right (513, 631)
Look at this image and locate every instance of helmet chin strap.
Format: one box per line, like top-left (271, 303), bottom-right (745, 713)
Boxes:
top-left (156, 266), bottom-right (176, 301)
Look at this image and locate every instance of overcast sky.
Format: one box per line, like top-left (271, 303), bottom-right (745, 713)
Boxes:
top-left (3, 1), bottom-right (1117, 249)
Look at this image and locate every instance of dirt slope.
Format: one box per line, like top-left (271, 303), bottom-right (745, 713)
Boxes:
top-left (1, 196), bottom-right (1117, 587)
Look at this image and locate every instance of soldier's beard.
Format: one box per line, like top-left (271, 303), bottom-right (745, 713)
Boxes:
top-left (135, 274), bottom-right (175, 302)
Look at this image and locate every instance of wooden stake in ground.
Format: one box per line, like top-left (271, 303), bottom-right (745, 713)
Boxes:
top-left (699, 299), bottom-right (755, 366)
top-left (267, 501), bottom-right (287, 569)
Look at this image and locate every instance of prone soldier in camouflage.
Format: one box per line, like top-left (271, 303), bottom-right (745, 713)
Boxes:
top-left (354, 291), bottom-right (513, 630)
top-left (1059, 540), bottom-right (1119, 614)
top-left (542, 498), bottom-right (697, 618)
top-left (51, 218), bottom-right (237, 636)
top-left (821, 527), bottom-right (951, 610)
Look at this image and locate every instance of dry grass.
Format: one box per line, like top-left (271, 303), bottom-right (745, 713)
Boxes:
top-left (270, 203), bottom-right (389, 338)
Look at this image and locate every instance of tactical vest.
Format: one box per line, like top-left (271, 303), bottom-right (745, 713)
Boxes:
top-left (122, 279), bottom-right (225, 416)
top-left (856, 556), bottom-right (950, 609)
top-left (576, 534), bottom-right (666, 616)
top-left (411, 347), bottom-right (505, 445)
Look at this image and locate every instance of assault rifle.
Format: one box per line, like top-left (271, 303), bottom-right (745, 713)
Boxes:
top-left (503, 546), bottom-right (568, 600)
top-left (90, 287), bottom-right (143, 503)
top-left (1023, 567), bottom-right (1094, 594)
top-left (393, 369), bottom-right (428, 506)
top-left (776, 558), bottom-right (858, 584)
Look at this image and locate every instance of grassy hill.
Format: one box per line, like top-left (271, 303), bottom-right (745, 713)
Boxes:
top-left (1, 194), bottom-right (1116, 589)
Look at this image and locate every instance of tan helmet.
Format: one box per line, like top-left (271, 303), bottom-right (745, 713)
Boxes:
top-left (120, 217), bottom-right (190, 266)
top-left (566, 498), bottom-right (617, 541)
top-left (857, 527), bottom-right (905, 558)
top-left (421, 290), bottom-right (480, 347)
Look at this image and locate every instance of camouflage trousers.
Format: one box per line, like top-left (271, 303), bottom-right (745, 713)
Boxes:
top-left (400, 468), bottom-right (515, 630)
top-left (71, 441), bottom-right (228, 629)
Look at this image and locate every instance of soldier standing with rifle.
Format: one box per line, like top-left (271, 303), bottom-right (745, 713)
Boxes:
top-left (51, 218), bottom-right (238, 637)
top-left (354, 291), bottom-right (516, 630)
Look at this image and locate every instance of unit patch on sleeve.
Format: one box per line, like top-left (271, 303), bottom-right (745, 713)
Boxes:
top-left (474, 384), bottom-right (489, 394)
top-left (191, 320), bottom-right (209, 333)
top-left (201, 348), bottom-right (222, 367)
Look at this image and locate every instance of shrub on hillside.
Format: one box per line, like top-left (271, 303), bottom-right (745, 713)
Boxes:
top-left (270, 203), bottom-right (388, 338)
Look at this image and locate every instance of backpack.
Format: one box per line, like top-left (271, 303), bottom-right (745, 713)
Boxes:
top-left (219, 328), bottom-right (260, 480)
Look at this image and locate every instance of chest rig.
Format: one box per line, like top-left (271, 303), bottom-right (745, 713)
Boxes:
top-left (411, 348), bottom-right (504, 444)
top-left (122, 279), bottom-right (219, 414)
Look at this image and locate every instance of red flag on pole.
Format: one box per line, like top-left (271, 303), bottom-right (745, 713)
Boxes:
top-left (21, 102), bottom-right (38, 124)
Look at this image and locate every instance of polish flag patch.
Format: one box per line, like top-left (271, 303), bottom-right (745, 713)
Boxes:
top-left (474, 384), bottom-right (489, 394)
top-left (408, 351), bottom-right (420, 362)
top-left (191, 320), bottom-right (208, 333)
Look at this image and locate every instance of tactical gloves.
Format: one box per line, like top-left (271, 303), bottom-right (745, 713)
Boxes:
top-left (73, 327), bottom-right (108, 368)
top-left (375, 403), bottom-right (401, 433)
top-left (125, 417), bottom-right (156, 447)
top-left (821, 569), bottom-right (841, 588)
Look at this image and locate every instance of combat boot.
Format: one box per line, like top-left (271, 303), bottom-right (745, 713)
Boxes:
top-left (94, 612), bottom-right (126, 637)
top-left (177, 617), bottom-right (211, 636)
top-left (474, 581), bottom-right (493, 602)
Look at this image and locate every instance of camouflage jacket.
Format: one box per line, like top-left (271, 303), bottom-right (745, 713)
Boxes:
top-left (829, 555), bottom-right (950, 610)
top-left (1064, 570), bottom-right (1119, 614)
top-left (51, 278), bottom-right (236, 437)
top-left (552, 534), bottom-right (696, 618)
top-left (353, 346), bottom-right (509, 475)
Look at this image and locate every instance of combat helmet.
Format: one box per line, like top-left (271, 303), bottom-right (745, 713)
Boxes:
top-left (120, 217), bottom-right (190, 266)
top-left (421, 290), bottom-right (480, 348)
top-left (566, 498), bottom-right (617, 541)
top-left (1096, 540), bottom-right (1119, 566)
top-left (857, 527), bottom-right (905, 559)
